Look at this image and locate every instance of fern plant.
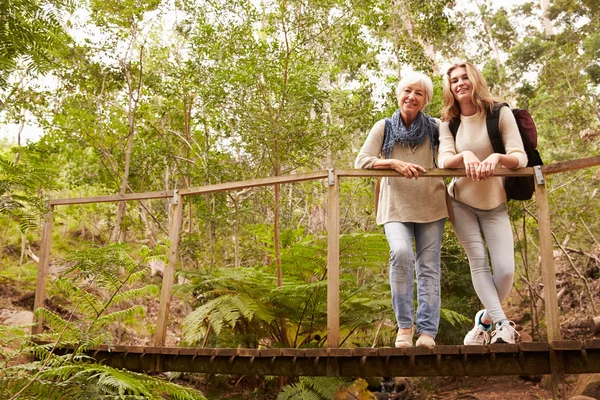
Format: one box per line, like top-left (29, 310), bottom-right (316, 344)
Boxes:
top-left (182, 231), bottom-right (472, 350)
top-left (0, 243), bottom-right (206, 399)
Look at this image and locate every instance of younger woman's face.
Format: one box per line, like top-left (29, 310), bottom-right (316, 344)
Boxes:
top-left (449, 67), bottom-right (472, 104)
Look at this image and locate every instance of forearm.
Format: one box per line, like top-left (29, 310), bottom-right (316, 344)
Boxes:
top-left (498, 154), bottom-right (519, 169)
top-left (372, 159), bottom-right (400, 169)
top-left (442, 153), bottom-right (467, 169)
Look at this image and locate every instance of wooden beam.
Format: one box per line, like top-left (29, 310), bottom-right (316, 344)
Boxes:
top-left (327, 170), bottom-right (340, 348)
top-left (179, 170), bottom-right (329, 196)
top-left (534, 172), bottom-right (565, 399)
top-left (541, 155), bottom-right (600, 175)
top-left (32, 206), bottom-right (54, 335)
top-left (154, 193), bottom-right (184, 346)
top-left (49, 191), bottom-right (173, 206)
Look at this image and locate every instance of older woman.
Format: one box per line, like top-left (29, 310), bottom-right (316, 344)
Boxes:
top-left (355, 72), bottom-right (448, 348)
top-left (438, 62), bottom-right (527, 345)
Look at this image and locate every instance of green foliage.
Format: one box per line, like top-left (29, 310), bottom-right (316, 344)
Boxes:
top-left (0, 352), bottom-right (205, 399)
top-left (278, 376), bottom-right (346, 400)
top-left (0, 152), bottom-right (55, 230)
top-left (0, 243), bottom-right (204, 399)
top-left (0, 0), bottom-right (73, 85)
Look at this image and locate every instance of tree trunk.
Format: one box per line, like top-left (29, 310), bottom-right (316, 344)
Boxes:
top-left (539, 0), bottom-right (554, 36)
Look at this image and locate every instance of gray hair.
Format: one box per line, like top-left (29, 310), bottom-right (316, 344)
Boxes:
top-left (396, 72), bottom-right (434, 107)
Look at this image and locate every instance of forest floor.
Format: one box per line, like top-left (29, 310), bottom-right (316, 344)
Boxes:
top-left (1, 245), bottom-right (600, 399)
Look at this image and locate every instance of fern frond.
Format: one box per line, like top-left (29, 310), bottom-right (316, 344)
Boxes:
top-left (111, 285), bottom-right (159, 306)
top-left (440, 308), bottom-right (471, 326)
top-left (94, 305), bottom-right (146, 329)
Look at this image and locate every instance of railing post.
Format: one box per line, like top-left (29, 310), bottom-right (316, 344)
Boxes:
top-left (327, 169), bottom-right (340, 348)
top-left (154, 191), bottom-right (184, 346)
top-left (32, 205), bottom-right (54, 335)
top-left (533, 166), bottom-right (565, 399)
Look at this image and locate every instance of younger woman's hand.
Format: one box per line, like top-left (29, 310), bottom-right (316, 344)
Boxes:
top-left (392, 160), bottom-right (426, 179)
top-left (462, 151), bottom-right (481, 181)
top-left (477, 153), bottom-right (502, 180)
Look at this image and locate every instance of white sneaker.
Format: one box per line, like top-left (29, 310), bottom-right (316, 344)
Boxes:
top-left (491, 320), bottom-right (520, 344)
top-left (395, 327), bottom-right (413, 348)
top-left (463, 310), bottom-right (491, 345)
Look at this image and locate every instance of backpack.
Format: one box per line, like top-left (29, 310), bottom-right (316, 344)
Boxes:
top-left (448, 102), bottom-right (543, 201)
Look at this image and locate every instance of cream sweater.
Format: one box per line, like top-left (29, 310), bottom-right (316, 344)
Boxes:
top-left (355, 119), bottom-right (448, 225)
top-left (438, 107), bottom-right (528, 210)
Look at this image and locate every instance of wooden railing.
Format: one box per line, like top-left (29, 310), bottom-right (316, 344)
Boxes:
top-left (32, 155), bottom-right (600, 399)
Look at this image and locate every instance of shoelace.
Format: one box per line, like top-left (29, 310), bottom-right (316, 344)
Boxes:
top-left (493, 321), bottom-right (521, 340)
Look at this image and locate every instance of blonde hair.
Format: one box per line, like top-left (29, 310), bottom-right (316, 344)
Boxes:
top-left (396, 72), bottom-right (434, 108)
top-left (442, 62), bottom-right (502, 120)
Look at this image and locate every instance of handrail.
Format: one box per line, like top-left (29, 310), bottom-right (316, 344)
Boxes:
top-left (43, 155), bottom-right (600, 206)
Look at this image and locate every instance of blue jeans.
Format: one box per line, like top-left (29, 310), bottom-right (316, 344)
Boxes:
top-left (450, 199), bottom-right (514, 323)
top-left (384, 218), bottom-right (445, 338)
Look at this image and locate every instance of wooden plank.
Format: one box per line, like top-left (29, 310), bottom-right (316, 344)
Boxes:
top-left (353, 348), bottom-right (379, 357)
top-left (489, 344), bottom-right (519, 353)
top-left (32, 207), bottom-right (54, 335)
top-left (519, 342), bottom-right (550, 352)
top-left (584, 339), bottom-right (600, 350)
top-left (327, 170), bottom-right (340, 348)
top-left (237, 349), bottom-right (260, 357)
top-left (49, 190), bottom-right (173, 206)
top-left (433, 345), bottom-right (460, 355)
top-left (541, 155), bottom-right (600, 175)
top-left (179, 171), bottom-right (329, 196)
top-left (335, 168), bottom-right (534, 178)
top-left (551, 341), bottom-right (582, 351)
top-left (153, 194), bottom-right (184, 346)
top-left (460, 346), bottom-right (489, 354)
top-left (534, 175), bottom-right (565, 400)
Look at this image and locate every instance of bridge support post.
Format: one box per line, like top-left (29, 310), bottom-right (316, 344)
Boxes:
top-left (154, 191), bottom-right (184, 346)
top-left (32, 206), bottom-right (54, 335)
top-left (534, 166), bottom-right (565, 399)
top-left (327, 169), bottom-right (340, 348)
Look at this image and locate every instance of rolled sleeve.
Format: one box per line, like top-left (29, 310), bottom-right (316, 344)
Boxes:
top-left (437, 121), bottom-right (456, 169)
top-left (355, 120), bottom-right (386, 169)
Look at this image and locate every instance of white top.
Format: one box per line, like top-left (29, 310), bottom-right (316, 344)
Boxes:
top-left (438, 107), bottom-right (528, 210)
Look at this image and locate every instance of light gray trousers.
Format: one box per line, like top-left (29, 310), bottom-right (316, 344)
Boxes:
top-left (451, 199), bottom-right (514, 323)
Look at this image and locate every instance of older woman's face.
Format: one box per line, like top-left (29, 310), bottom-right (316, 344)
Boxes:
top-left (398, 84), bottom-right (426, 117)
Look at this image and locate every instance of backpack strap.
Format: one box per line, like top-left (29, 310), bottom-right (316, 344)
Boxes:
top-left (448, 102), bottom-right (510, 155)
top-left (448, 117), bottom-right (460, 138)
top-left (486, 102), bottom-right (509, 154)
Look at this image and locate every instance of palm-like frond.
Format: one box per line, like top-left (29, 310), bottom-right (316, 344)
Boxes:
top-left (182, 292), bottom-right (275, 344)
top-left (111, 285), bottom-right (159, 306)
top-left (278, 376), bottom-right (345, 400)
top-left (0, 357), bottom-right (206, 399)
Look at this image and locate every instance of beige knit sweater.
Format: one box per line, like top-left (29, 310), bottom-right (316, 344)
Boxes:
top-left (355, 119), bottom-right (448, 225)
top-left (438, 107), bottom-right (528, 210)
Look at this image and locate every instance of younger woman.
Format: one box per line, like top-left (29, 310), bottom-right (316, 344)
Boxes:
top-left (438, 62), bottom-right (527, 345)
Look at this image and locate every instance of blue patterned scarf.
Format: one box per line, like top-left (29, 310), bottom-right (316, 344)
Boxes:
top-left (382, 110), bottom-right (439, 160)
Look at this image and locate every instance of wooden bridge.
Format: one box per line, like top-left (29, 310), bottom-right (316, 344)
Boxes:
top-left (31, 155), bottom-right (600, 399)
top-left (86, 340), bottom-right (600, 377)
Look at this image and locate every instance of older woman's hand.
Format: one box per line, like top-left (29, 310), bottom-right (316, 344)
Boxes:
top-left (391, 160), bottom-right (427, 179)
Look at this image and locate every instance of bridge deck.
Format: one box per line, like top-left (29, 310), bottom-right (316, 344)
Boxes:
top-left (85, 340), bottom-right (600, 377)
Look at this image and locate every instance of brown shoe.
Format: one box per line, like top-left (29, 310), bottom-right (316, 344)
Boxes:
top-left (395, 328), bottom-right (413, 348)
top-left (416, 334), bottom-right (435, 348)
